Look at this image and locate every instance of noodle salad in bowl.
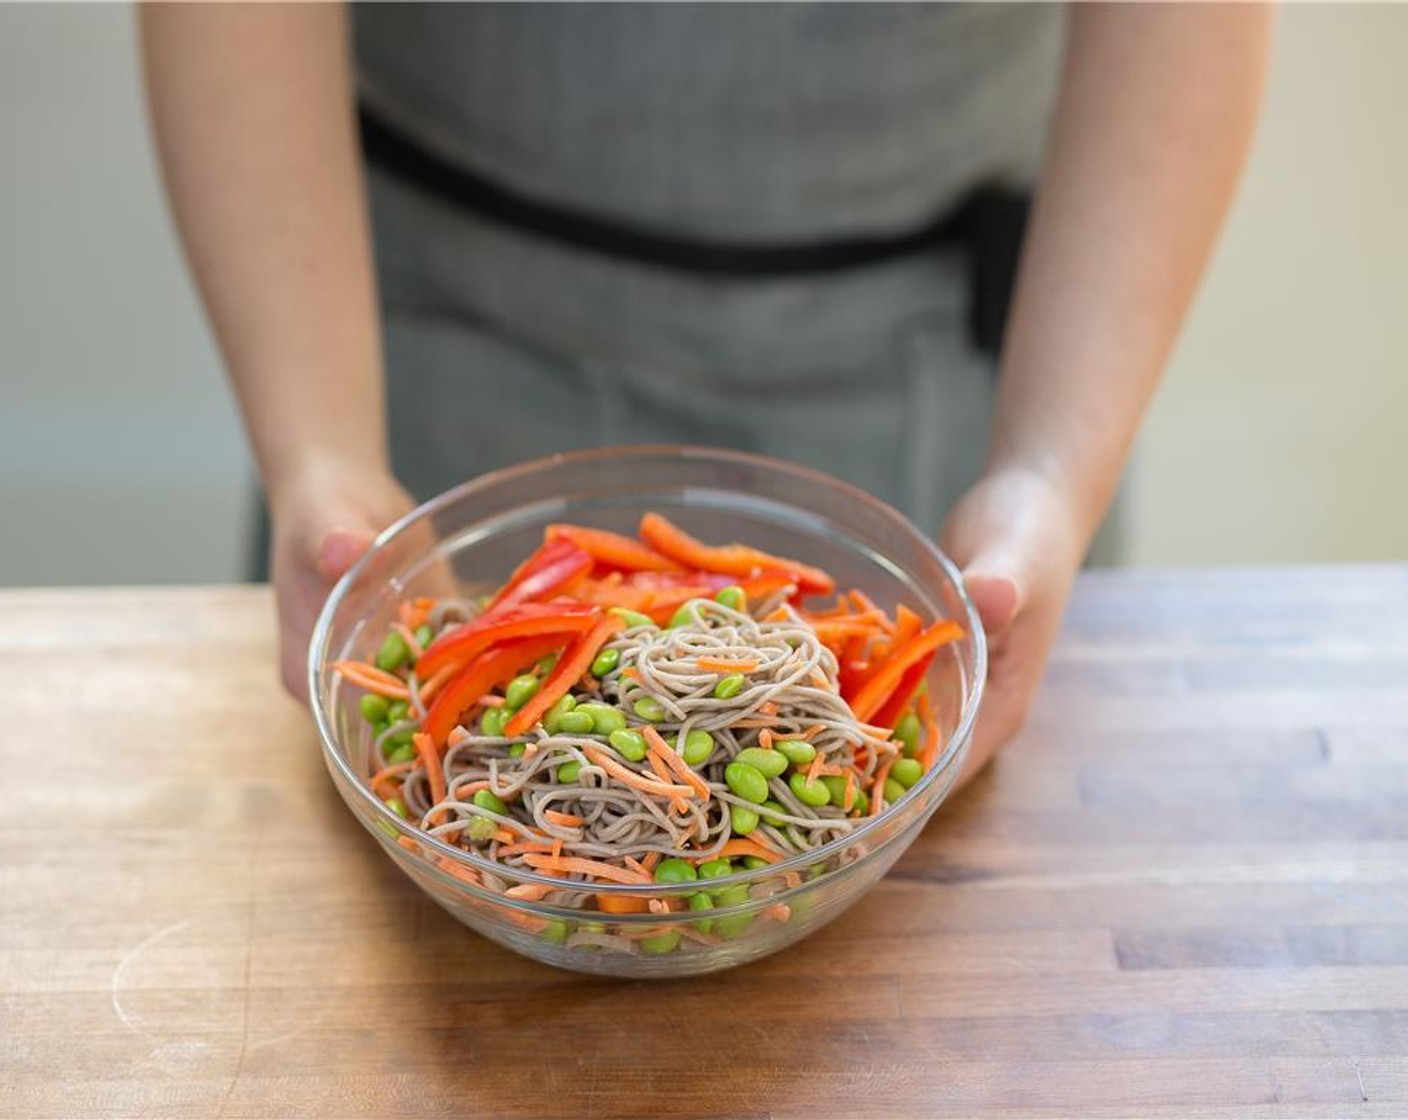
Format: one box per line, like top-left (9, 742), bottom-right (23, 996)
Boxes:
top-left (312, 448), bottom-right (983, 975)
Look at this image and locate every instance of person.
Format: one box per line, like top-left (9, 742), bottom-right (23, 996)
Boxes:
top-left (140, 3), bottom-right (1270, 786)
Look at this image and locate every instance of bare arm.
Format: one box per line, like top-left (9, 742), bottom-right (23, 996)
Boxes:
top-left (141, 2), bottom-right (412, 696)
top-left (943, 3), bottom-right (1273, 777)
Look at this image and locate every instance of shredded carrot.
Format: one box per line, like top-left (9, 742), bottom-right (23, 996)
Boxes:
top-left (645, 749), bottom-right (675, 787)
top-left (696, 656), bottom-right (760, 674)
top-left (641, 726), bottom-right (712, 798)
top-left (520, 853), bottom-right (654, 885)
top-left (368, 761), bottom-right (415, 797)
top-left (622, 666), bottom-right (642, 681)
top-left (843, 770), bottom-right (857, 812)
top-left (332, 661), bottom-right (411, 700)
top-left (807, 753), bottom-right (827, 783)
top-left (596, 892), bottom-right (650, 915)
top-left (416, 661), bottom-right (458, 705)
top-left (871, 757), bottom-right (896, 817)
top-left (397, 835), bottom-right (421, 854)
top-left (765, 903), bottom-right (792, 923)
top-left (801, 724), bottom-right (826, 740)
top-left (478, 693), bottom-right (506, 708)
top-left (582, 746), bottom-right (696, 799)
top-left (551, 838), bottom-right (563, 859)
top-left (492, 828), bottom-right (518, 845)
top-left (504, 883), bottom-right (555, 901)
top-left (623, 855), bottom-right (651, 878)
top-left (543, 809), bottom-right (585, 829)
top-left (758, 728), bottom-right (774, 750)
top-left (731, 718), bottom-right (781, 729)
top-left (446, 779), bottom-right (490, 800)
top-left (920, 716), bottom-right (941, 770)
top-left (640, 851), bottom-right (662, 873)
top-left (496, 840), bottom-right (559, 857)
top-left (712, 837), bottom-right (784, 863)
top-left (809, 670), bottom-right (834, 690)
top-left (435, 855), bottom-right (479, 884)
top-left (392, 622), bottom-right (425, 661)
top-left (759, 701), bottom-right (778, 717)
top-left (413, 733), bottom-right (447, 822)
top-left (783, 871), bottom-right (803, 891)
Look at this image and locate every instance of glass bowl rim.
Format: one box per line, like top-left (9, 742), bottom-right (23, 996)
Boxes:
top-left (309, 443), bottom-right (986, 897)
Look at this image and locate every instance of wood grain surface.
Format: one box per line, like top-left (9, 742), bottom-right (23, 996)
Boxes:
top-left (2, 567), bottom-right (1406, 1119)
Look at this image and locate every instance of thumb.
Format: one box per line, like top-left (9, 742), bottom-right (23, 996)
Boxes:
top-left (315, 526), bottom-right (376, 583)
top-left (963, 564), bottom-right (1021, 640)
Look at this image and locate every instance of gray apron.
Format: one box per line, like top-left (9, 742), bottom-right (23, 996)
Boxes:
top-left (354, 3), bottom-right (1064, 540)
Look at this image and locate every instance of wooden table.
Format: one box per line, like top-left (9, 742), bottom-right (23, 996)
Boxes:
top-left (3, 567), bottom-right (1406, 1119)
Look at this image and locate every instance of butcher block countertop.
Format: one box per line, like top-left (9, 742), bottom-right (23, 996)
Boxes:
top-left (2, 566), bottom-right (1406, 1119)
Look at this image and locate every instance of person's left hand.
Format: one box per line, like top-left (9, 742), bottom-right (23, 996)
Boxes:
top-left (938, 466), bottom-right (1087, 788)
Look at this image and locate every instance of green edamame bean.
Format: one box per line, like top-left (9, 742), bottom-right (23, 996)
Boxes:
top-left (375, 818), bottom-right (398, 841)
top-left (883, 778), bottom-right (907, 804)
top-left (375, 631), bottom-right (410, 672)
top-left (639, 931), bottom-right (682, 955)
top-left (414, 624), bottom-right (435, 649)
top-left (541, 920), bottom-right (568, 945)
top-left (759, 799), bottom-right (788, 826)
top-left (536, 653), bottom-right (559, 675)
top-left (589, 648), bottom-right (620, 678)
top-left (731, 806), bottom-right (759, 835)
top-left (385, 742), bottom-right (417, 765)
top-left (679, 729), bottom-right (715, 766)
top-left (608, 728), bottom-right (648, 762)
top-left (741, 856), bottom-right (770, 871)
top-left (543, 694), bottom-right (576, 734)
top-left (725, 762), bottom-right (769, 804)
top-left (576, 703), bottom-right (627, 735)
top-left (472, 789), bottom-right (508, 815)
top-left (556, 710), bottom-right (596, 735)
top-left (892, 757), bottom-right (924, 789)
top-left (608, 607), bottom-right (654, 629)
top-left (504, 674), bottom-right (540, 711)
top-left (713, 884), bottom-right (751, 908)
top-left (688, 891), bottom-right (715, 934)
top-left (508, 743), bottom-right (526, 758)
top-left (653, 858), bottom-right (698, 884)
top-left (385, 725), bottom-right (416, 748)
top-left (555, 760), bottom-right (582, 784)
top-left (789, 772), bottom-right (831, 807)
top-left (386, 700), bottom-right (410, 723)
top-left (712, 885), bottom-right (755, 939)
top-left (632, 696), bottom-right (668, 723)
top-left (360, 693), bottom-right (390, 724)
top-left (774, 738), bottom-right (817, 766)
top-left (714, 585), bottom-right (746, 611)
top-left (481, 707), bottom-right (507, 738)
top-left (820, 775), bottom-right (848, 806)
top-left (712, 674), bottom-right (747, 700)
top-left (734, 747), bottom-right (788, 779)
top-left (384, 797), bottom-right (410, 819)
top-left (697, 858), bottom-right (734, 881)
top-left (850, 788), bottom-right (870, 815)
top-left (465, 816), bottom-right (498, 843)
top-left (894, 711), bottom-right (923, 757)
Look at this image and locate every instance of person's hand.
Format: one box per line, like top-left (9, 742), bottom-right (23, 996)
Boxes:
top-left (269, 458), bottom-right (416, 702)
top-left (938, 466), bottom-right (1086, 788)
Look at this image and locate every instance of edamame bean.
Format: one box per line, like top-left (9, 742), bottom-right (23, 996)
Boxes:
top-left (375, 631), bottom-right (410, 672)
top-left (632, 696), bottom-right (668, 723)
top-left (713, 884), bottom-right (751, 908)
top-left (556, 710), bottom-right (596, 735)
top-left (712, 674), bottom-right (747, 700)
top-left (414, 624), bottom-right (435, 649)
top-left (734, 748), bottom-right (788, 779)
top-left (508, 743), bottom-right (526, 758)
top-left (697, 858), bottom-right (734, 881)
top-left (891, 757), bottom-right (923, 789)
top-left (472, 789), bottom-right (508, 815)
top-left (668, 599), bottom-right (708, 628)
top-left (741, 856), bottom-right (770, 871)
top-left (679, 729), bottom-right (714, 766)
top-left (639, 931), bottom-right (682, 955)
top-left (608, 607), bottom-right (654, 628)
top-left (774, 738), bottom-right (816, 766)
top-left (730, 806), bottom-right (759, 835)
top-left (504, 674), bottom-right (539, 711)
top-left (385, 742), bottom-right (417, 765)
top-left (536, 653), bottom-right (559, 675)
top-left (653, 858), bottom-right (698, 884)
top-left (883, 778), bottom-right (907, 804)
top-left (556, 760), bottom-right (582, 783)
top-left (360, 694), bottom-right (390, 724)
top-left (688, 892), bottom-right (715, 934)
top-left (385, 797), bottom-right (410, 819)
top-left (465, 816), bottom-right (498, 843)
top-left (608, 728), bottom-right (648, 762)
top-left (820, 775), bottom-right (848, 806)
top-left (385, 725), bottom-right (416, 748)
top-left (714, 585), bottom-right (746, 611)
top-left (725, 762), bottom-right (769, 804)
top-left (894, 711), bottom-right (922, 757)
top-left (576, 703), bottom-right (627, 735)
top-left (543, 694), bottom-right (576, 734)
top-left (759, 799), bottom-right (788, 826)
top-left (481, 707), bottom-right (507, 738)
top-left (712, 885), bottom-right (754, 939)
top-left (541, 920), bottom-right (568, 945)
top-left (789, 772), bottom-right (831, 807)
top-left (589, 648), bottom-right (620, 678)
top-left (386, 700), bottom-right (410, 723)
top-left (850, 788), bottom-right (870, 815)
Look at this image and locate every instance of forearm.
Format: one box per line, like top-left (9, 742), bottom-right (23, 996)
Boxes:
top-left (991, 3), bottom-right (1272, 546)
top-left (139, 2), bottom-right (386, 504)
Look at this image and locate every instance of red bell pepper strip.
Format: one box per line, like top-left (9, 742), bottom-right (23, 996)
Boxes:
top-left (416, 601), bottom-right (600, 680)
top-left (868, 650), bottom-right (937, 730)
top-left (849, 620), bottom-right (964, 723)
top-left (503, 612), bottom-right (626, 738)
top-left (545, 524), bottom-right (681, 573)
top-left (637, 512), bottom-right (835, 596)
top-left (489, 538), bottom-right (593, 611)
top-left (420, 633), bottom-right (571, 748)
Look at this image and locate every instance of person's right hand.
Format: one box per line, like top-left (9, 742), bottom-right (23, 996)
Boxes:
top-left (269, 458), bottom-right (416, 702)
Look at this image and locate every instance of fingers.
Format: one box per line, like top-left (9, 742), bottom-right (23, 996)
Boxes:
top-left (316, 527), bottom-right (375, 582)
top-left (963, 570), bottom-right (1021, 639)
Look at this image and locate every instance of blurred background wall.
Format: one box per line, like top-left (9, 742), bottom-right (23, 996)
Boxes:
top-left (1, 4), bottom-right (1404, 587)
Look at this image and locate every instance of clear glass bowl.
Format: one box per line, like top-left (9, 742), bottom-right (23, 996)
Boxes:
top-left (309, 446), bottom-right (985, 977)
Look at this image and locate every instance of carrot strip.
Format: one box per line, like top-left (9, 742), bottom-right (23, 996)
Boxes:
top-left (520, 854), bottom-right (654, 885)
top-left (638, 512), bottom-right (835, 595)
top-left (504, 883), bottom-right (556, 901)
top-left (712, 838), bottom-right (784, 863)
top-left (596, 893), bottom-right (650, 915)
top-left (870, 757), bottom-right (896, 817)
top-left (758, 728), bottom-right (774, 750)
top-left (623, 855), bottom-right (651, 878)
top-left (545, 523), bottom-right (682, 572)
top-left (807, 753), bottom-right (827, 783)
top-left (392, 622), bottom-right (425, 661)
top-left (765, 904), bottom-right (792, 923)
top-left (496, 841), bottom-right (559, 857)
top-left (640, 851), bottom-right (663, 873)
top-left (503, 612), bottom-right (625, 738)
top-left (581, 747), bottom-right (696, 799)
top-left (801, 724), bottom-right (826, 740)
top-left (850, 621), bottom-right (964, 723)
top-left (645, 749), bottom-right (675, 787)
top-left (543, 810), bottom-right (585, 828)
top-left (445, 780), bottom-right (490, 801)
top-left (641, 726), bottom-right (712, 798)
top-left (413, 733), bottom-right (447, 824)
top-left (435, 856), bottom-right (480, 885)
top-left (758, 701), bottom-right (778, 717)
top-left (332, 661), bottom-right (412, 700)
top-left (492, 829), bottom-right (518, 845)
top-left (416, 662), bottom-right (458, 705)
top-left (695, 656), bottom-right (760, 674)
top-left (843, 770), bottom-right (857, 812)
top-left (368, 761), bottom-right (415, 797)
